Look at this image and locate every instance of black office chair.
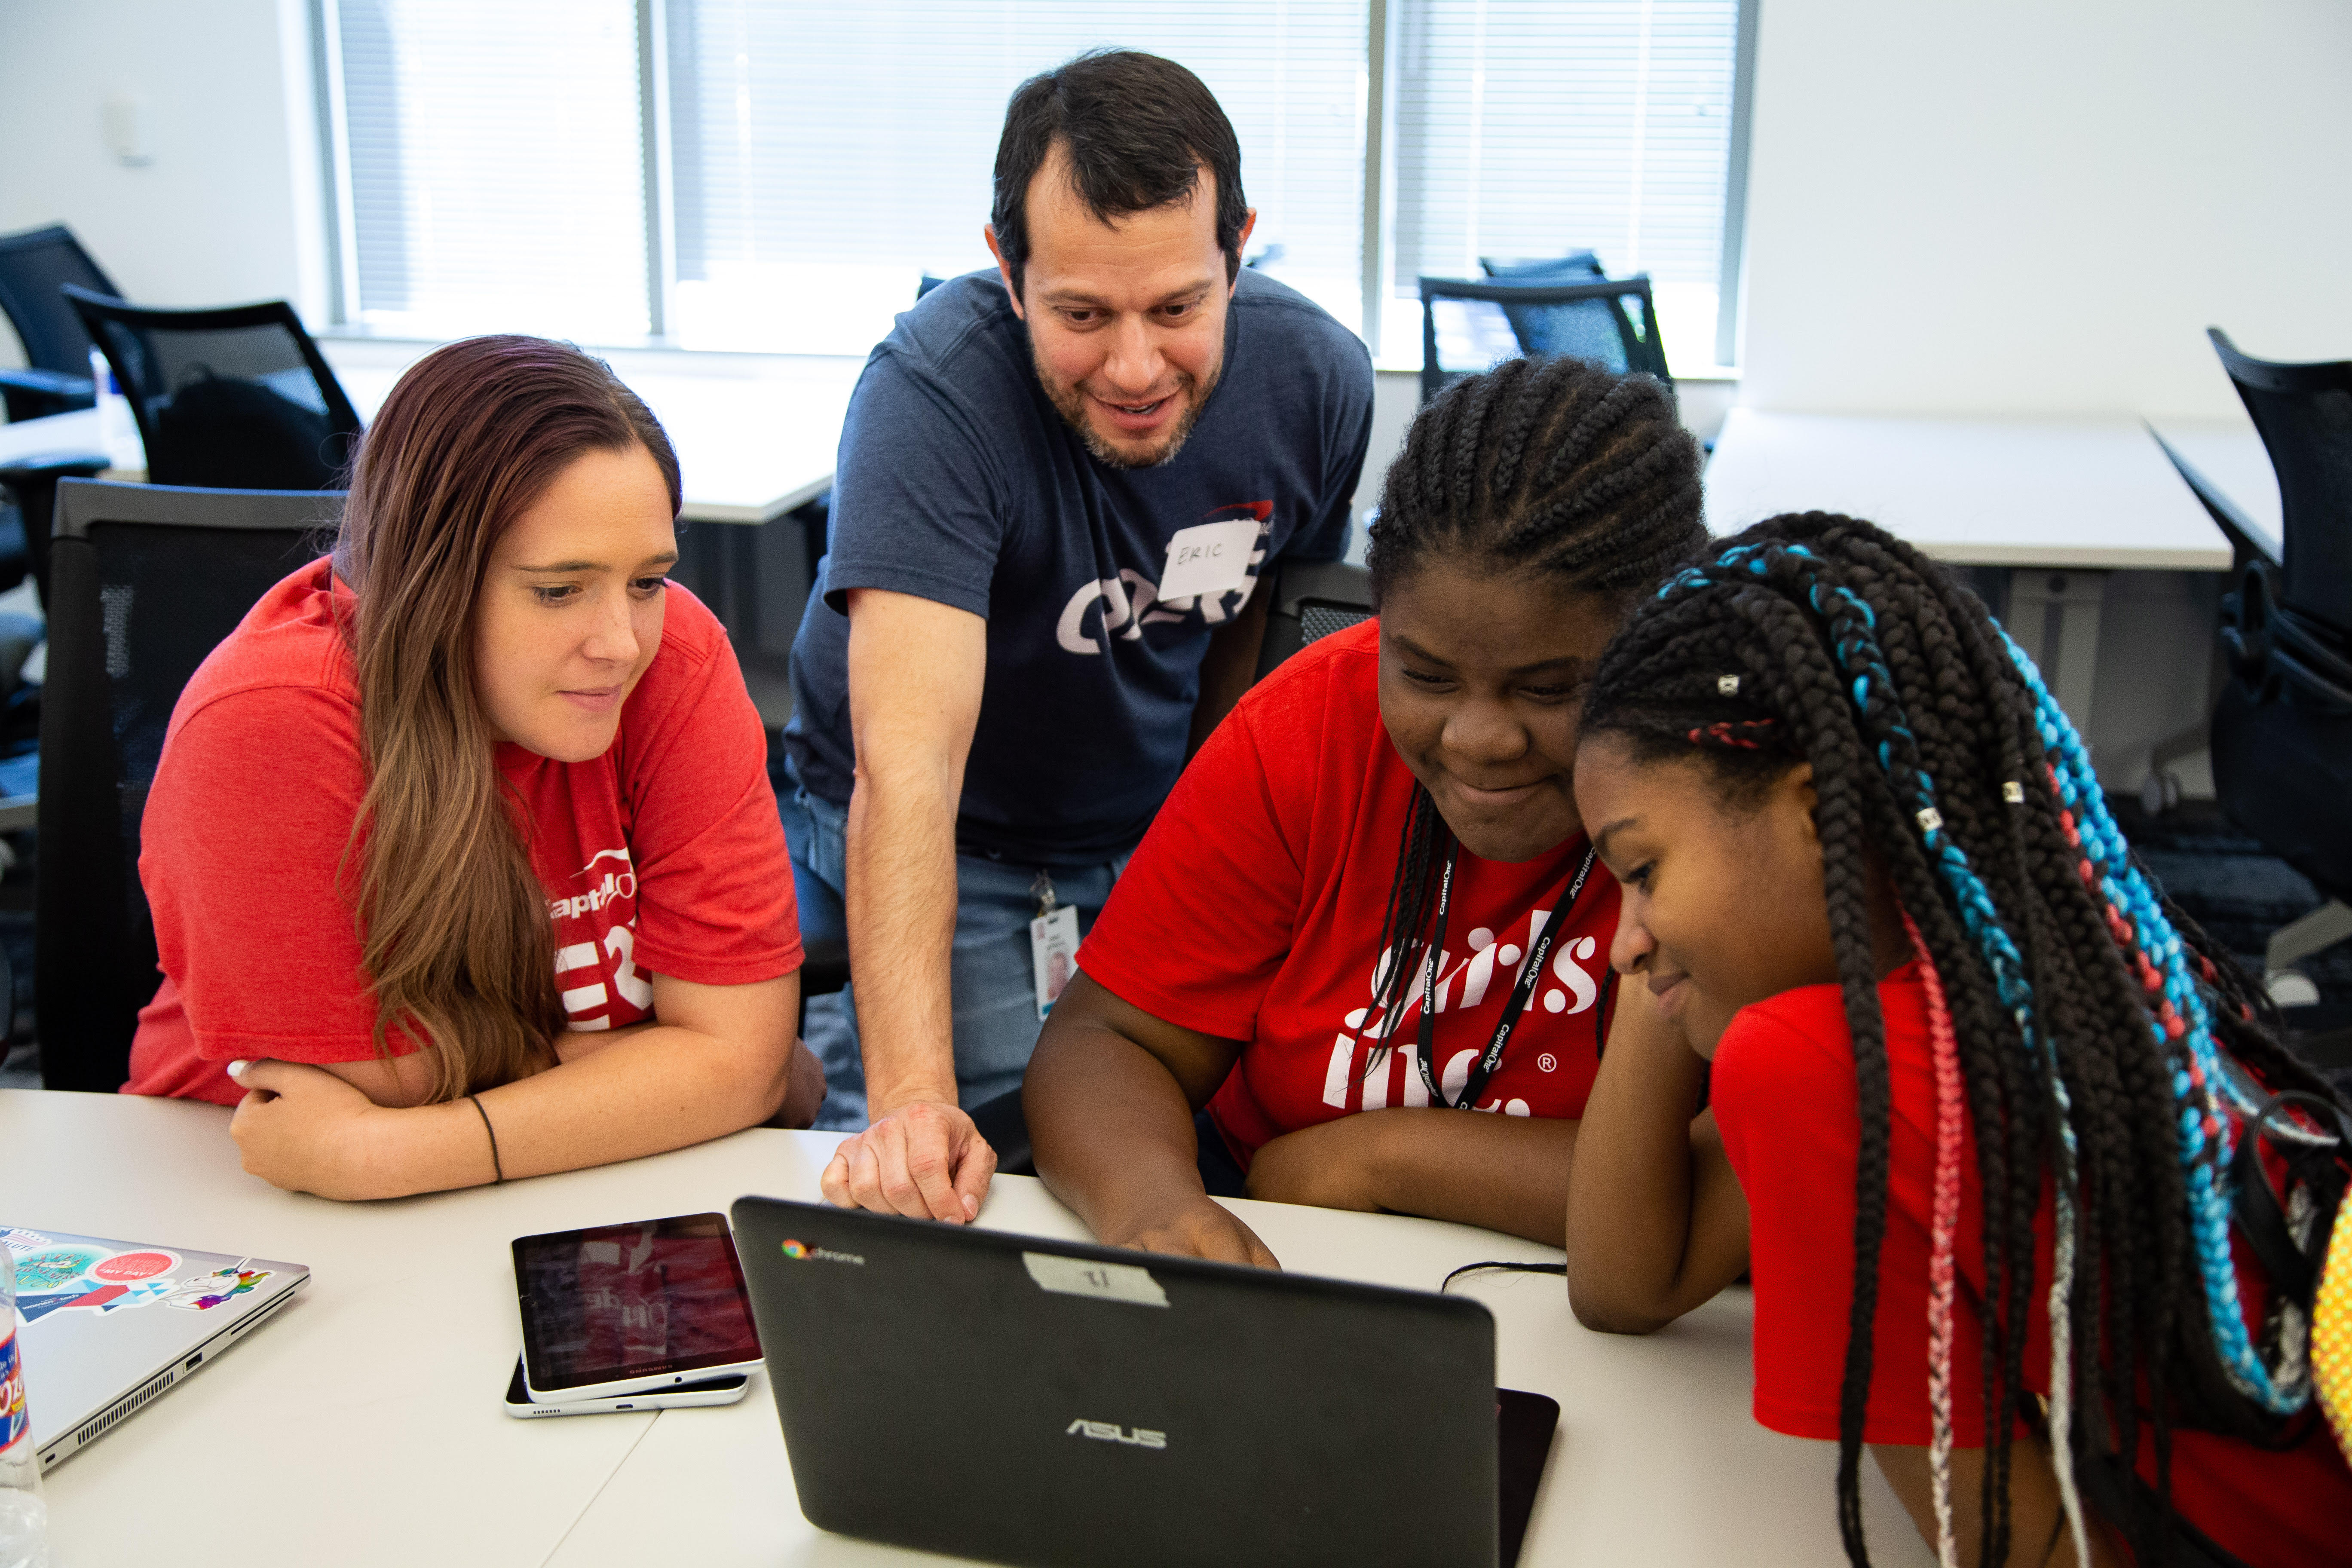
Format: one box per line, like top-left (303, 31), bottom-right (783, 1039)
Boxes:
top-left (1418, 275), bottom-right (1670, 405)
top-left (36, 478), bottom-right (335, 1092)
top-left (0, 225), bottom-right (120, 423)
top-left (1254, 557), bottom-right (1375, 681)
top-left (62, 286), bottom-right (363, 492)
top-left (1481, 250), bottom-right (1603, 284)
top-left (2138, 423), bottom-right (2280, 811)
top-left (2202, 329), bottom-right (2352, 998)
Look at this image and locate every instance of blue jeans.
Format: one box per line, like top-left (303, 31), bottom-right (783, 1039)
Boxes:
top-left (780, 780), bottom-right (1124, 1131)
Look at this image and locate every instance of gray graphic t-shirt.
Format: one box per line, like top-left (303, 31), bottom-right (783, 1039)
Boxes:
top-left (784, 266), bottom-right (1375, 864)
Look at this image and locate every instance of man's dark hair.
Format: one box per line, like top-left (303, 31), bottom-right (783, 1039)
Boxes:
top-left (991, 49), bottom-right (1248, 297)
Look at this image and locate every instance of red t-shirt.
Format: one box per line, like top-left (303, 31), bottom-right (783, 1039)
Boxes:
top-left (125, 560), bottom-right (802, 1105)
top-left (1076, 619), bottom-right (1620, 1166)
top-left (1713, 963), bottom-right (2352, 1568)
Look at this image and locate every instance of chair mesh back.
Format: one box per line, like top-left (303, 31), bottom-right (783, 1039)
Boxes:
top-left (1420, 277), bottom-right (1668, 404)
top-left (1482, 252), bottom-right (1603, 283)
top-left (2240, 381), bottom-right (2352, 633)
top-left (1300, 603), bottom-right (1374, 645)
top-left (100, 521), bottom-right (326, 795)
top-left (37, 516), bottom-right (327, 1091)
top-left (1500, 299), bottom-right (1632, 368)
top-left (0, 228), bottom-right (115, 373)
top-left (86, 315), bottom-right (355, 491)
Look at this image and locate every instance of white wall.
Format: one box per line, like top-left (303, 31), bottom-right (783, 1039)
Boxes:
top-left (1736, 0), bottom-right (2352, 418)
top-left (0, 0), bottom-right (326, 368)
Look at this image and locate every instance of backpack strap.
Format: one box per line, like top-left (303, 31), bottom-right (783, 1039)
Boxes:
top-left (2230, 1090), bottom-right (2351, 1312)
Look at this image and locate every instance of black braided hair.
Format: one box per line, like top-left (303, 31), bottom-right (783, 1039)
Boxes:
top-left (1359, 356), bottom-right (1702, 1066)
top-left (1578, 513), bottom-right (2351, 1568)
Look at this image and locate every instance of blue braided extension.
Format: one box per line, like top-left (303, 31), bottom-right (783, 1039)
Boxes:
top-left (1655, 544), bottom-right (2308, 1417)
top-left (1999, 631), bottom-right (2300, 1411)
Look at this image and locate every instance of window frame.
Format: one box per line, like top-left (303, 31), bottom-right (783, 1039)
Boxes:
top-left (310, 0), bottom-right (1756, 369)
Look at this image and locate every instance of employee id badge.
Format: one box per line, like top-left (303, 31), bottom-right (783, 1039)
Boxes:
top-left (1031, 903), bottom-right (1081, 1021)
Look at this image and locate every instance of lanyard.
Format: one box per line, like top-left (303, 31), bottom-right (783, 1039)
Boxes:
top-left (1413, 843), bottom-right (1599, 1110)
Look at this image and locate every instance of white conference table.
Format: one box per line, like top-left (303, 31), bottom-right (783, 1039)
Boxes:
top-left (0, 349), bottom-right (860, 525)
top-left (1702, 408), bottom-right (2236, 735)
top-left (3, 1090), bottom-right (1928, 1567)
top-left (2147, 414), bottom-right (2282, 564)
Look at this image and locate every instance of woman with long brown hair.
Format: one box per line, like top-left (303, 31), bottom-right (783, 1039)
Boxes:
top-left (125, 335), bottom-right (824, 1197)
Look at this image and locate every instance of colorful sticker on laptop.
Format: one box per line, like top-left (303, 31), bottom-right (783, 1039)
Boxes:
top-left (10, 1245), bottom-right (110, 1293)
top-left (16, 1277), bottom-right (178, 1325)
top-left (92, 1250), bottom-right (178, 1283)
top-left (165, 1268), bottom-right (270, 1311)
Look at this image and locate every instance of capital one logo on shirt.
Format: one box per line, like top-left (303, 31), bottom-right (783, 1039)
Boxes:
top-left (1056, 502), bottom-right (1274, 655)
top-left (1322, 903), bottom-right (1605, 1116)
top-left (550, 847), bottom-right (654, 1031)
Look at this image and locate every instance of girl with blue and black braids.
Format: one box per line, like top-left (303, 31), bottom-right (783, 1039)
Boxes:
top-left (1567, 514), bottom-right (2351, 1567)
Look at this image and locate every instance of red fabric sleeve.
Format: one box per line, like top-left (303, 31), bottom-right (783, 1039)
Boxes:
top-left (1075, 686), bottom-right (1312, 1042)
top-left (141, 685), bottom-right (407, 1065)
top-left (613, 592), bottom-right (802, 985)
top-left (1711, 977), bottom-right (1983, 1447)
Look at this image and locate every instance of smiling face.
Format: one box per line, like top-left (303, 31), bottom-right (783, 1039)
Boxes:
top-left (1573, 735), bottom-right (1840, 1055)
top-left (1376, 561), bottom-right (1625, 863)
top-left (988, 141), bottom-right (1254, 469)
top-left (474, 443), bottom-right (678, 763)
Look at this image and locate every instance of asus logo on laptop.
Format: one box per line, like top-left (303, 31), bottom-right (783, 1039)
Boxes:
top-left (1066, 1419), bottom-right (1167, 1450)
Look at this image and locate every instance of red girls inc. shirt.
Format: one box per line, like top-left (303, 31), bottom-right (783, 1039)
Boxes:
top-left (1714, 965), bottom-right (2352, 1568)
top-left (125, 560), bottom-right (802, 1104)
top-left (1077, 619), bottom-right (1620, 1167)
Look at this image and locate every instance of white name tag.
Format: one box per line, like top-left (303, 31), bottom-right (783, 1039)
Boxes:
top-left (1030, 903), bottom-right (1080, 1021)
top-left (1158, 519), bottom-right (1262, 602)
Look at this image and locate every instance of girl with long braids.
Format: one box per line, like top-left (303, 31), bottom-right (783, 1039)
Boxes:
top-left (127, 336), bottom-right (827, 1194)
top-left (1570, 513), bottom-right (2352, 1566)
top-left (1025, 355), bottom-right (1707, 1264)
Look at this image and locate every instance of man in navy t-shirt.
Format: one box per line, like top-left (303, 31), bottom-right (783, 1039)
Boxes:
top-left (784, 49), bottom-right (1374, 1220)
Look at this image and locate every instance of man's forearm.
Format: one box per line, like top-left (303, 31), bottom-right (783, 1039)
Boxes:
top-left (845, 766), bottom-right (963, 1113)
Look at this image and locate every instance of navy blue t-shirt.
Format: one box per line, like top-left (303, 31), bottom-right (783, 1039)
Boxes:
top-left (784, 266), bottom-right (1375, 864)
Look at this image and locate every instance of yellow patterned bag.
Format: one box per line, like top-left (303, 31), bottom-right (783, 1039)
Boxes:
top-left (2233, 1089), bottom-right (2352, 1464)
top-left (2316, 1200), bottom-right (2352, 1460)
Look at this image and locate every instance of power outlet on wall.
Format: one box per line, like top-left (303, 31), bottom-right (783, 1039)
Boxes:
top-left (104, 93), bottom-right (152, 166)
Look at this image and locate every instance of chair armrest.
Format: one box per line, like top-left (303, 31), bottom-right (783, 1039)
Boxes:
top-left (0, 368), bottom-right (96, 424)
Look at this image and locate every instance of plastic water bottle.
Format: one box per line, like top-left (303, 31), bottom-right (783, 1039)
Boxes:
top-left (0, 1248), bottom-right (52, 1568)
top-left (88, 347), bottom-right (143, 473)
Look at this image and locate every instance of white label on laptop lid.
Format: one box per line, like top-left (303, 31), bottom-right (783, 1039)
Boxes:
top-left (1022, 1252), bottom-right (1168, 1308)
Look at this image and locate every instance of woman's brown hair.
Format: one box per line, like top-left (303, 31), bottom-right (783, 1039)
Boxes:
top-left (332, 335), bottom-right (681, 1102)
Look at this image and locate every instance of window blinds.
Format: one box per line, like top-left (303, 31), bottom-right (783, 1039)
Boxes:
top-left (663, 0), bottom-right (1369, 352)
top-left (331, 0), bottom-right (652, 340)
top-left (1390, 0), bottom-right (1740, 367)
top-left (322, 3), bottom-right (1747, 366)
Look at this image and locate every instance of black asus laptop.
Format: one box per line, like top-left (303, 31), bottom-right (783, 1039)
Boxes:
top-left (732, 1196), bottom-right (1557, 1568)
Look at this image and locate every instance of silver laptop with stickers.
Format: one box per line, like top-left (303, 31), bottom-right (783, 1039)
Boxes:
top-left (3, 1226), bottom-right (309, 1469)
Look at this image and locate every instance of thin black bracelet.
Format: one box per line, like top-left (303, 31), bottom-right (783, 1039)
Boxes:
top-left (469, 1093), bottom-right (505, 1184)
